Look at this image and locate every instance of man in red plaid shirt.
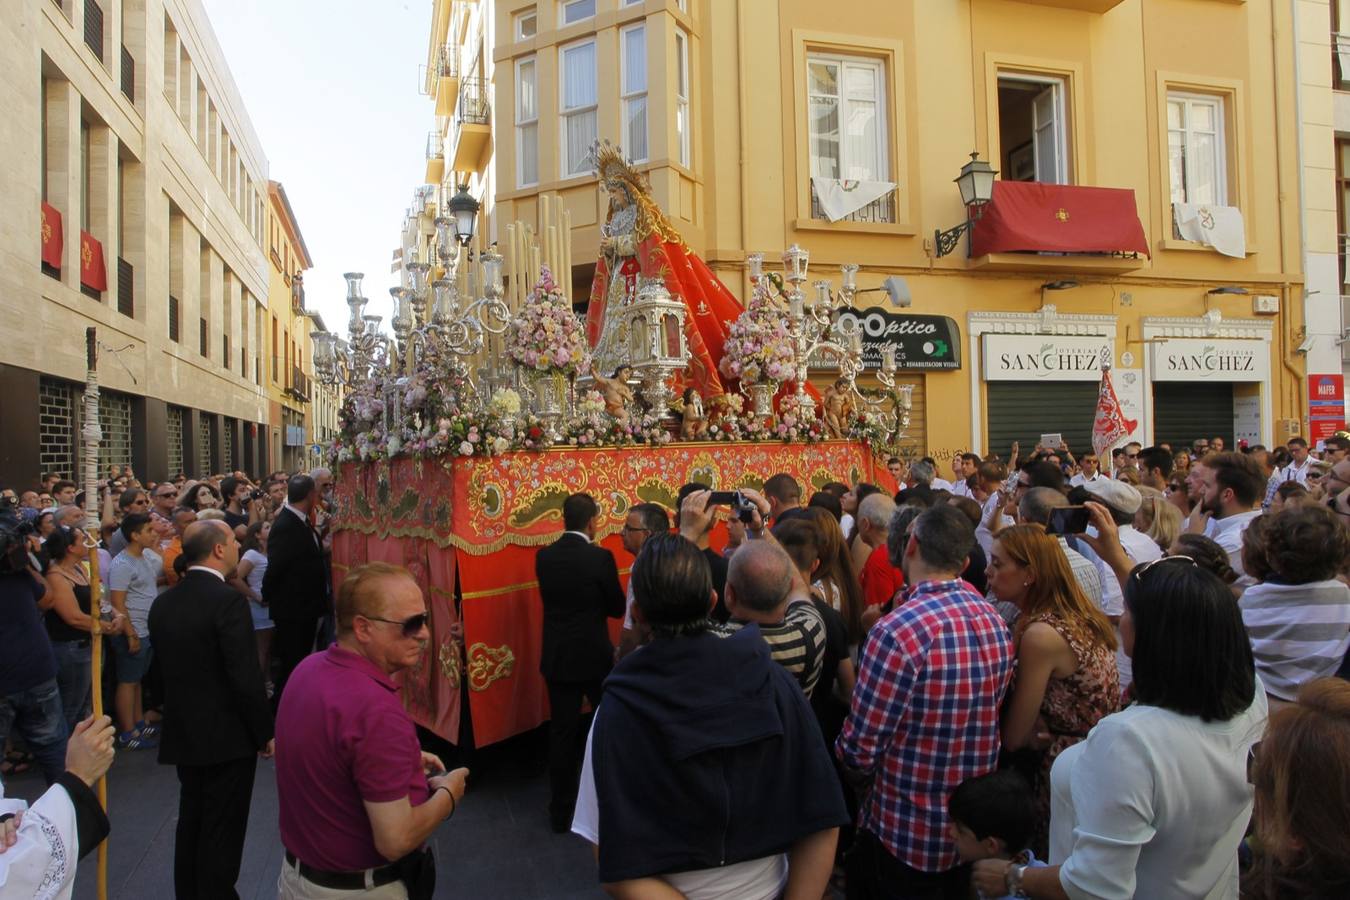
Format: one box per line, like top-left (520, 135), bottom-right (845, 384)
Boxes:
top-left (836, 504), bottom-right (1014, 899)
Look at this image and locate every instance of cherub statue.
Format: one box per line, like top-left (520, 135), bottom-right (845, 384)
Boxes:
top-left (591, 364), bottom-right (636, 421)
top-left (679, 387), bottom-right (708, 440)
top-left (821, 377), bottom-right (856, 439)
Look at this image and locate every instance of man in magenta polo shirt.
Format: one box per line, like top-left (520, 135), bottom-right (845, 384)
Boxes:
top-left (275, 562), bottom-right (469, 898)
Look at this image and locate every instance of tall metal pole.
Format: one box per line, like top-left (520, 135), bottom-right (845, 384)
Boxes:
top-left (81, 327), bottom-right (109, 900)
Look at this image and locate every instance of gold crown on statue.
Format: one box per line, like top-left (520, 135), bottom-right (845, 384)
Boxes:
top-left (590, 139), bottom-right (646, 191)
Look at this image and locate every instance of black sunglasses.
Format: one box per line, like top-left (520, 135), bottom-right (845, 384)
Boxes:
top-left (363, 612), bottom-right (429, 637)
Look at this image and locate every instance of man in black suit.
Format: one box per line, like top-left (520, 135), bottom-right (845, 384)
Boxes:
top-left (148, 520), bottom-right (273, 900)
top-left (535, 492), bottom-right (625, 832)
top-left (264, 474), bottom-right (329, 704)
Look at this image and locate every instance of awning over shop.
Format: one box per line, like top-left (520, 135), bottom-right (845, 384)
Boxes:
top-left (970, 181), bottom-right (1149, 258)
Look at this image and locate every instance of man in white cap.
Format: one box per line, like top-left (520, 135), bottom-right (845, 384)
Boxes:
top-left (1074, 478), bottom-right (1161, 688)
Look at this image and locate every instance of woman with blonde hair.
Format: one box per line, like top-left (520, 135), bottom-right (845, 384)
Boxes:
top-left (1244, 677), bottom-right (1350, 899)
top-left (801, 505), bottom-right (866, 647)
top-left (986, 524), bottom-right (1119, 853)
top-left (1135, 495), bottom-right (1183, 554)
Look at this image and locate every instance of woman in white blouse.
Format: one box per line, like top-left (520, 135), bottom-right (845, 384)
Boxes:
top-left (974, 511), bottom-right (1267, 900)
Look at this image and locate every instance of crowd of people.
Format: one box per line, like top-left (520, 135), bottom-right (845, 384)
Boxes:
top-left (1, 430), bottom-right (1349, 899)
top-left (546, 434), bottom-right (1350, 899)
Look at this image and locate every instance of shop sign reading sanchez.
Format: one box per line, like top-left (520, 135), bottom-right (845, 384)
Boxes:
top-left (1150, 339), bottom-right (1269, 382)
top-left (829, 307), bottom-right (962, 370)
top-left (982, 334), bottom-right (1112, 382)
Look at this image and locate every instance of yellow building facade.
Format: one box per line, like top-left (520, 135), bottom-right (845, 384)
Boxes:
top-left (427, 0), bottom-right (1332, 459)
top-left (265, 180), bottom-right (315, 473)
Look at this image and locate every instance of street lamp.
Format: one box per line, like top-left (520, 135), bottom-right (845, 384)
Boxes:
top-left (446, 183), bottom-right (480, 247)
top-left (933, 151), bottom-right (998, 258)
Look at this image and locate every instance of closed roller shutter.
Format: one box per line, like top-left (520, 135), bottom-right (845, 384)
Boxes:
top-left (1152, 382), bottom-right (1234, 450)
top-left (985, 381), bottom-right (1099, 459)
top-left (811, 372), bottom-right (927, 457)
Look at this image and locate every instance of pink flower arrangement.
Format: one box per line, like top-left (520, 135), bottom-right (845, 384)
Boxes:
top-left (507, 265), bottom-right (590, 377)
top-left (719, 289), bottom-right (795, 386)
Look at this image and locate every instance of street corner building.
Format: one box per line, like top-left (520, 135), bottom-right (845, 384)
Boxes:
top-left (415, 0), bottom-right (1350, 459)
top-left (0, 0), bottom-right (339, 486)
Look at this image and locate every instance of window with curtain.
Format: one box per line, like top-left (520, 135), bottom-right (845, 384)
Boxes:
top-left (676, 29), bottom-right (690, 166)
top-left (517, 57), bottom-right (539, 186)
top-left (560, 40), bottom-right (597, 177)
top-left (560, 0), bottom-right (594, 26)
top-left (621, 24), bottom-right (648, 161)
top-left (806, 53), bottom-right (887, 181)
top-left (515, 9), bottom-right (537, 40)
top-left (1167, 92), bottom-right (1226, 206)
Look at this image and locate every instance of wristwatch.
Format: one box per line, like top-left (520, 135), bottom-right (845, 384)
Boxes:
top-left (1004, 863), bottom-right (1029, 899)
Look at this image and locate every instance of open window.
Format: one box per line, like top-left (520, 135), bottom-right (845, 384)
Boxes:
top-left (997, 75), bottom-right (1070, 184)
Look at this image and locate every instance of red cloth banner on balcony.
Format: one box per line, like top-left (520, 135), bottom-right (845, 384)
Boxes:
top-left (40, 202), bottom-right (63, 268)
top-left (970, 181), bottom-right (1150, 258)
top-left (80, 231), bottom-right (107, 291)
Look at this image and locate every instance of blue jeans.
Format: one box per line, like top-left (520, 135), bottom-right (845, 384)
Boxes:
top-left (0, 678), bottom-right (69, 786)
top-left (51, 640), bottom-right (93, 734)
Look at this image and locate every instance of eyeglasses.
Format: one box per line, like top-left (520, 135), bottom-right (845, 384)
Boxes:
top-left (1308, 471), bottom-right (1326, 480)
top-left (620, 524), bottom-right (650, 534)
top-left (155, 491), bottom-right (176, 498)
top-left (1132, 555), bottom-right (1196, 583)
top-left (361, 612), bottom-right (429, 637)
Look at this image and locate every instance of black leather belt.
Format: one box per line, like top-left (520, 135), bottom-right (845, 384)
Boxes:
top-left (284, 850), bottom-right (402, 890)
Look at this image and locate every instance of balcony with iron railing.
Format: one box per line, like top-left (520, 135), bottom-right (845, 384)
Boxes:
top-left (809, 181), bottom-right (898, 225)
top-left (425, 130), bottom-right (444, 184)
top-left (289, 367), bottom-right (311, 402)
top-left (433, 44), bottom-right (460, 116)
top-left (450, 76), bottom-right (491, 173)
top-left (1335, 32), bottom-right (1350, 91)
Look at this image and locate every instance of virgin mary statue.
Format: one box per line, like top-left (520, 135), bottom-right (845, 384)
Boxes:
top-left (586, 141), bottom-right (743, 399)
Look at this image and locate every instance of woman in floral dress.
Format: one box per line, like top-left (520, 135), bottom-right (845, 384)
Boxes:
top-left (987, 524), bottom-right (1120, 854)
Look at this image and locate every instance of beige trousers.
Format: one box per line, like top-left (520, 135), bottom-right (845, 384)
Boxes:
top-left (276, 859), bottom-right (409, 900)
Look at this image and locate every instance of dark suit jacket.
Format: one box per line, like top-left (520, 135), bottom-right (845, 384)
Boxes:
top-left (263, 506), bottom-right (328, 622)
top-left (535, 533), bottom-right (625, 683)
top-left (147, 570), bottom-right (273, 766)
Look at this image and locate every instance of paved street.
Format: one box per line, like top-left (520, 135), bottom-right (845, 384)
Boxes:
top-left (5, 727), bottom-right (605, 899)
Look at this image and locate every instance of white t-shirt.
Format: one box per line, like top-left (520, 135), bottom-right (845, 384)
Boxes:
top-left (1050, 687), bottom-right (1268, 900)
top-left (572, 721), bottom-right (789, 900)
top-left (242, 548), bottom-right (268, 599)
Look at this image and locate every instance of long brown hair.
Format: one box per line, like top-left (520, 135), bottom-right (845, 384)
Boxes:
top-left (802, 505), bottom-right (865, 644)
top-left (1246, 678), bottom-right (1350, 899)
top-left (994, 524), bottom-right (1116, 651)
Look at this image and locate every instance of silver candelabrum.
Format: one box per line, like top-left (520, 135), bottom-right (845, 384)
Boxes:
top-left (746, 247), bottom-right (865, 419)
top-left (311, 272), bottom-right (394, 389)
top-left (624, 277), bottom-right (689, 422)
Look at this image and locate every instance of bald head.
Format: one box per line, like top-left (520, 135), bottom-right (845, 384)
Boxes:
top-left (182, 519), bottom-right (230, 564)
top-left (726, 539), bottom-right (794, 614)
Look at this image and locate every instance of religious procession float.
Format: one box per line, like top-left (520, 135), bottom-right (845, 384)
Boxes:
top-left (317, 142), bottom-right (916, 747)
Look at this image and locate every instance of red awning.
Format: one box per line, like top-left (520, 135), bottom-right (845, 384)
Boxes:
top-left (970, 181), bottom-right (1150, 258)
top-left (80, 231), bottom-right (107, 291)
top-left (41, 202), bottom-right (63, 269)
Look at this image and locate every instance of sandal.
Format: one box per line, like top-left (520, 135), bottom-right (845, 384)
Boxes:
top-left (1, 750), bottom-right (34, 776)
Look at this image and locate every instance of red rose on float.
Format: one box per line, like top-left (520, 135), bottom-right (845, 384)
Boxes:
top-left (528, 426), bottom-right (543, 440)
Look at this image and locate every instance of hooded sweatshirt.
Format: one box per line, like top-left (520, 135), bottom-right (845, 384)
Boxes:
top-left (591, 626), bottom-right (848, 883)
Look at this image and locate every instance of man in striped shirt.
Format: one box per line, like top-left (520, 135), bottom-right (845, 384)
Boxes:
top-left (713, 538), bottom-right (826, 699)
top-left (837, 505), bottom-right (1013, 898)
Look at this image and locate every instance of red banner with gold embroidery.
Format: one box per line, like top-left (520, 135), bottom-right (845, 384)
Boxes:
top-left (41, 203), bottom-right (63, 269)
top-left (80, 231), bottom-right (107, 291)
top-left (331, 441), bottom-right (877, 746)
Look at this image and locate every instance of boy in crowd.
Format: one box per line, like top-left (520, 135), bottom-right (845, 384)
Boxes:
top-left (950, 771), bottom-right (1048, 900)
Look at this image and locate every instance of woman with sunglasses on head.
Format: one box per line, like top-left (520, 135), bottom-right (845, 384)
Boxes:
top-left (42, 526), bottom-right (98, 733)
top-left (986, 525), bottom-right (1118, 857)
top-left (975, 504), bottom-right (1267, 900)
top-left (1239, 504), bottom-right (1350, 711)
top-left (1244, 677), bottom-right (1350, 900)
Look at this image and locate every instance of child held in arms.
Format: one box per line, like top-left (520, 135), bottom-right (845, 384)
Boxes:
top-left (948, 770), bottom-right (1048, 900)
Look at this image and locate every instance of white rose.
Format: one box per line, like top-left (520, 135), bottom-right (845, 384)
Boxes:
top-left (458, 441), bottom-right (474, 456)
top-left (493, 436), bottom-right (510, 454)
